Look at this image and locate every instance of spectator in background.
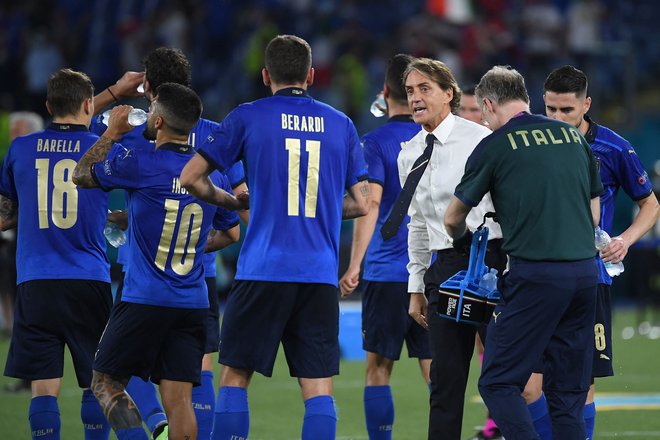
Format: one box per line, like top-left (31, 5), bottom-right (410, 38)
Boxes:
top-left (457, 85), bottom-right (485, 125)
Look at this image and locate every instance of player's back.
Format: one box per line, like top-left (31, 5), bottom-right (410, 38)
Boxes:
top-left (361, 117), bottom-right (419, 282)
top-left (102, 143), bottom-right (220, 308)
top-left (199, 89), bottom-right (367, 286)
top-left (0, 123), bottom-right (109, 283)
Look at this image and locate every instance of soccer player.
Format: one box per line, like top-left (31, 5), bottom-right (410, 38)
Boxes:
top-left (73, 83), bottom-right (245, 440)
top-left (445, 65), bottom-right (602, 440)
top-left (180, 34), bottom-right (370, 440)
top-left (92, 47), bottom-right (248, 440)
top-left (533, 65), bottom-right (659, 440)
top-left (1, 69), bottom-right (112, 439)
top-left (338, 53), bottom-right (430, 440)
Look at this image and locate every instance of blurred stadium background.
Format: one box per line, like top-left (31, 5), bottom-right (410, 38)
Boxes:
top-left (1, 0), bottom-right (659, 438)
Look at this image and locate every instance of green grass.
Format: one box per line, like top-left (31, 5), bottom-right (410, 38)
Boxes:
top-left (1, 308), bottom-right (659, 439)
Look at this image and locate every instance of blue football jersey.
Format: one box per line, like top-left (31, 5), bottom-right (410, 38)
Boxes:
top-left (584, 116), bottom-right (653, 285)
top-left (92, 142), bottom-right (234, 308)
top-left (361, 115), bottom-right (419, 282)
top-left (92, 114), bottom-right (245, 274)
top-left (198, 87), bottom-right (368, 286)
top-left (0, 123), bottom-right (110, 284)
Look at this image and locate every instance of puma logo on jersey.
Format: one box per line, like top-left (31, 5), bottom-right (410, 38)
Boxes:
top-left (492, 311), bottom-right (501, 323)
top-left (599, 354), bottom-right (611, 360)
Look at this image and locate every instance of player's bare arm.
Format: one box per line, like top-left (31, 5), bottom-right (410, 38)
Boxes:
top-left (180, 153), bottom-right (248, 211)
top-left (93, 71), bottom-right (145, 112)
top-left (107, 210), bottom-right (128, 230)
top-left (91, 371), bottom-right (143, 431)
top-left (601, 192), bottom-right (660, 264)
top-left (205, 224), bottom-right (240, 253)
top-left (73, 106), bottom-right (134, 188)
top-left (342, 179), bottom-right (370, 220)
top-left (0, 195), bottom-right (17, 231)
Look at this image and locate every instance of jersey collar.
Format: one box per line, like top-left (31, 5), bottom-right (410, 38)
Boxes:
top-left (388, 114), bottom-right (414, 123)
top-left (583, 114), bottom-right (598, 143)
top-left (274, 87), bottom-right (309, 97)
top-left (48, 122), bottom-right (88, 132)
top-left (159, 143), bottom-right (195, 154)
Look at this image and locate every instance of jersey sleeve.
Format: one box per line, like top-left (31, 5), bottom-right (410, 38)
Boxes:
top-left (89, 115), bottom-right (107, 137)
top-left (210, 171), bottom-right (240, 231)
top-left (225, 161), bottom-right (246, 188)
top-left (197, 108), bottom-right (245, 172)
top-left (0, 143), bottom-right (17, 200)
top-left (616, 145), bottom-right (653, 201)
top-left (454, 139), bottom-right (494, 207)
top-left (92, 143), bottom-right (142, 191)
top-left (361, 135), bottom-right (385, 187)
top-left (345, 121), bottom-right (368, 188)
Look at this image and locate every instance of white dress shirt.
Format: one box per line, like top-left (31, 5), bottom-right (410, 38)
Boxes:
top-left (398, 113), bottom-right (503, 293)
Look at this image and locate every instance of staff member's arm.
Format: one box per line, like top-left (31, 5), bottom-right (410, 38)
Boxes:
top-left (445, 196), bottom-right (473, 241)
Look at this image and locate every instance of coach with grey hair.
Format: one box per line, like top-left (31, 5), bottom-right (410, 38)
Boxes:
top-left (444, 66), bottom-right (603, 440)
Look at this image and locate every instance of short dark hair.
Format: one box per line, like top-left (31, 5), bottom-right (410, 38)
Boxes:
top-left (154, 83), bottom-right (202, 136)
top-left (543, 65), bottom-right (588, 98)
top-left (386, 54), bottom-right (414, 103)
top-left (403, 58), bottom-right (462, 112)
top-left (475, 66), bottom-right (529, 106)
top-left (143, 47), bottom-right (192, 91)
top-left (264, 35), bottom-right (312, 85)
top-left (47, 68), bottom-right (94, 118)
top-left (461, 85), bottom-right (477, 96)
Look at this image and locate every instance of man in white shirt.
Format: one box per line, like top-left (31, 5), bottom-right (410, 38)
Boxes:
top-left (398, 58), bottom-right (507, 440)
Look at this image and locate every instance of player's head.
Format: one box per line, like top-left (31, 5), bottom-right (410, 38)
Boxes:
top-left (143, 83), bottom-right (202, 141)
top-left (457, 85), bottom-right (484, 125)
top-left (263, 35), bottom-right (313, 87)
top-left (403, 58), bottom-right (461, 132)
top-left (543, 65), bottom-right (591, 130)
top-left (46, 68), bottom-right (94, 122)
top-left (10, 111), bottom-right (44, 140)
top-left (142, 47), bottom-right (192, 100)
top-left (475, 65), bottom-right (529, 130)
top-left (384, 54), bottom-right (414, 106)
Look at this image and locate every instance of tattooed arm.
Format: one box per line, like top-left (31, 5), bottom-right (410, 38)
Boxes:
top-left (342, 179), bottom-right (370, 219)
top-left (0, 195), bottom-right (17, 231)
top-left (73, 105), bottom-right (134, 188)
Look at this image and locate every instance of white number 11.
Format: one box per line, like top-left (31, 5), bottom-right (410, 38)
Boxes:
top-left (285, 138), bottom-right (320, 218)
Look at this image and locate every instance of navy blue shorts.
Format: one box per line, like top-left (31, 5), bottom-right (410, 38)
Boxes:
top-left (362, 281), bottom-right (430, 360)
top-left (219, 280), bottom-right (339, 378)
top-left (4, 279), bottom-right (112, 388)
top-left (93, 301), bottom-right (207, 385)
top-left (592, 283), bottom-right (613, 377)
top-left (205, 277), bottom-right (220, 354)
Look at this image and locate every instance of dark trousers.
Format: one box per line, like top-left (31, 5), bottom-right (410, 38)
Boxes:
top-left (425, 240), bottom-right (507, 440)
top-left (478, 257), bottom-right (598, 440)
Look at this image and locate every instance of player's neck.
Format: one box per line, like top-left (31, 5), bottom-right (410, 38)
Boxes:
top-left (51, 115), bottom-right (90, 127)
top-left (386, 100), bottom-right (410, 118)
top-left (155, 132), bottom-right (189, 149)
top-left (270, 82), bottom-right (308, 94)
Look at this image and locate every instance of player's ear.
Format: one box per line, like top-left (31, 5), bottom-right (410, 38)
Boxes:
top-left (83, 97), bottom-right (93, 116)
top-left (306, 68), bottom-right (314, 87)
top-left (262, 68), bottom-right (271, 87)
top-left (45, 101), bottom-right (53, 117)
top-left (583, 96), bottom-right (592, 114)
top-left (383, 84), bottom-right (390, 99)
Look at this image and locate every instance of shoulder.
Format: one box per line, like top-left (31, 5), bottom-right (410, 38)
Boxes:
top-left (591, 123), bottom-right (632, 155)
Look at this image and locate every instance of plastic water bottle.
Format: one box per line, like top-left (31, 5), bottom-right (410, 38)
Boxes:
top-left (101, 108), bottom-right (148, 127)
top-left (104, 211), bottom-right (126, 248)
top-left (594, 226), bottom-right (624, 277)
top-left (370, 93), bottom-right (386, 117)
top-left (479, 268), bottom-right (498, 292)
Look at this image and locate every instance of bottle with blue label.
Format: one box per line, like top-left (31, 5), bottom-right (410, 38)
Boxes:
top-left (594, 226), bottom-right (624, 277)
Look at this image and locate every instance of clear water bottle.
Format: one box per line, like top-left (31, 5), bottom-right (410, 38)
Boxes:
top-left (101, 108), bottom-right (148, 127)
top-left (594, 226), bottom-right (624, 277)
top-left (479, 268), bottom-right (498, 292)
top-left (104, 211), bottom-right (126, 248)
top-left (370, 93), bottom-right (386, 117)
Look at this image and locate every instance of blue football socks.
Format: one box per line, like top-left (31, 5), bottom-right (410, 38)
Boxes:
top-left (212, 386), bottom-right (249, 440)
top-left (193, 371), bottom-right (216, 440)
top-left (584, 401), bottom-right (596, 440)
top-left (29, 395), bottom-right (61, 440)
top-left (81, 389), bottom-right (110, 439)
top-left (302, 395), bottom-right (337, 440)
top-left (364, 386), bottom-right (394, 440)
top-left (125, 376), bottom-right (166, 434)
top-left (528, 393), bottom-right (552, 440)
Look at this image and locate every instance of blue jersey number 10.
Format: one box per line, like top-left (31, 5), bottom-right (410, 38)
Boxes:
top-left (285, 138), bottom-right (320, 218)
top-left (155, 198), bottom-right (203, 275)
